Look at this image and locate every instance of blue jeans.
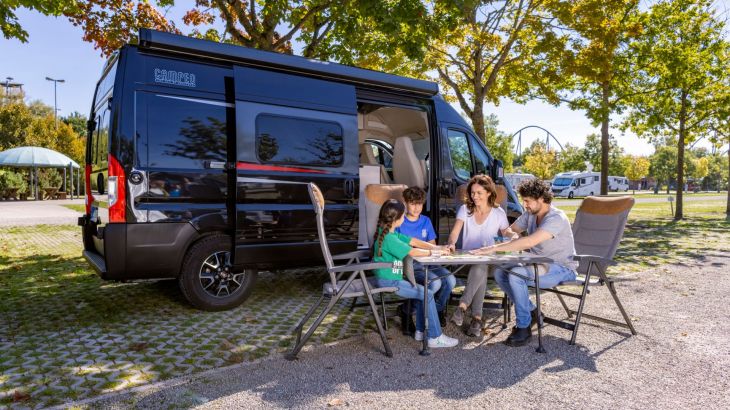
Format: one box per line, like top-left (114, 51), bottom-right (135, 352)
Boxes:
top-left (494, 263), bottom-right (577, 328)
top-left (413, 262), bottom-right (455, 312)
top-left (375, 278), bottom-right (442, 339)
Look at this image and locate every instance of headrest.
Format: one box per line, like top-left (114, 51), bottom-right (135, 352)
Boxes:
top-left (578, 196), bottom-right (635, 215)
top-left (308, 183), bottom-right (325, 211)
top-left (495, 184), bottom-right (508, 205)
top-left (365, 184), bottom-right (406, 206)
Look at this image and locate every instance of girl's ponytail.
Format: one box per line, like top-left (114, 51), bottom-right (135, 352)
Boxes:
top-left (371, 199), bottom-right (405, 258)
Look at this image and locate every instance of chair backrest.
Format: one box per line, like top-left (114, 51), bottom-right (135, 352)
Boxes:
top-left (572, 196), bottom-right (635, 274)
top-left (364, 184), bottom-right (407, 247)
top-left (307, 183), bottom-right (335, 272)
top-left (393, 137), bottom-right (425, 188)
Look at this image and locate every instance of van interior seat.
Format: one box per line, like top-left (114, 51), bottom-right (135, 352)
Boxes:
top-left (393, 136), bottom-right (425, 188)
top-left (363, 184), bottom-right (407, 248)
top-left (359, 144), bottom-right (392, 184)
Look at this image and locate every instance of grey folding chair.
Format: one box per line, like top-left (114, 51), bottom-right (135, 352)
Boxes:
top-left (286, 183), bottom-right (397, 360)
top-left (542, 196), bottom-right (638, 344)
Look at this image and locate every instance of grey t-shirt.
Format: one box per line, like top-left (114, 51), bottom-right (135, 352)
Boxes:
top-left (515, 206), bottom-right (577, 270)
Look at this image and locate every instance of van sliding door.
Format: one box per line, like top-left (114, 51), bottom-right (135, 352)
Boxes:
top-left (232, 66), bottom-right (359, 267)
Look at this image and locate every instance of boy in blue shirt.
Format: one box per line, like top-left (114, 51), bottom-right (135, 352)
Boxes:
top-left (396, 187), bottom-right (456, 326)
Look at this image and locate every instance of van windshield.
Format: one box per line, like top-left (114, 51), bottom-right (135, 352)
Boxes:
top-left (553, 177), bottom-right (573, 187)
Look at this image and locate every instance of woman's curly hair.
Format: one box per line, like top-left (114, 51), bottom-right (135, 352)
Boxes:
top-left (372, 199), bottom-right (406, 257)
top-left (517, 178), bottom-right (553, 204)
top-left (464, 175), bottom-right (498, 215)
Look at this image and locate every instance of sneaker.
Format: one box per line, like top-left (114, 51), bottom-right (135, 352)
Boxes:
top-left (414, 330), bottom-right (424, 341)
top-left (450, 307), bottom-right (465, 327)
top-left (466, 318), bottom-right (483, 337)
top-left (428, 334), bottom-right (459, 348)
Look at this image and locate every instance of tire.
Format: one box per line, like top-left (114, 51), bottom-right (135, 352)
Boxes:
top-left (568, 192), bottom-right (574, 199)
top-left (179, 235), bottom-right (257, 311)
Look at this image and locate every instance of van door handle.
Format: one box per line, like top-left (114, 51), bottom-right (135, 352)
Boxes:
top-left (344, 179), bottom-right (355, 198)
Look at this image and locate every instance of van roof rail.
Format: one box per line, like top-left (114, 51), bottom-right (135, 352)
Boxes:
top-left (137, 29), bottom-right (440, 97)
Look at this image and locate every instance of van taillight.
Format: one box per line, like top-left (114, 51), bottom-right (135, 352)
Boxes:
top-left (108, 155), bottom-right (126, 223)
top-left (85, 164), bottom-right (92, 215)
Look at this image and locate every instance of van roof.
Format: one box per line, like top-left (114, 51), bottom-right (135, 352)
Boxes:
top-left (137, 29), bottom-right (439, 97)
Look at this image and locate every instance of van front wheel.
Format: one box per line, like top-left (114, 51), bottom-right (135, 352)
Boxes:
top-left (568, 192), bottom-right (574, 199)
top-left (179, 235), bottom-right (257, 311)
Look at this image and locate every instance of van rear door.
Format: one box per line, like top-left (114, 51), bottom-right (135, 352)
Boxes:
top-left (232, 67), bottom-right (359, 267)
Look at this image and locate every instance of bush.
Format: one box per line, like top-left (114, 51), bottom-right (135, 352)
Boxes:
top-left (38, 168), bottom-right (62, 189)
top-left (0, 169), bottom-right (28, 192)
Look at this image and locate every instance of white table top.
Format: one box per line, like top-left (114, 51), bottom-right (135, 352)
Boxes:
top-left (413, 251), bottom-right (553, 265)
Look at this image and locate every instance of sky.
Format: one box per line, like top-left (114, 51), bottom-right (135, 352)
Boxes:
top-left (1, 5), bottom-right (726, 157)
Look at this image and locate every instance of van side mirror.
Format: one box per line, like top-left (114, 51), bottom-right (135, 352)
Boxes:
top-left (493, 159), bottom-right (504, 183)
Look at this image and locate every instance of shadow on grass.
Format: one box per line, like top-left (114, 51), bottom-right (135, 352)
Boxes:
top-left (615, 216), bottom-right (730, 270)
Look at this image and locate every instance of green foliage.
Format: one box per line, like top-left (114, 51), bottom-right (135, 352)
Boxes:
top-left (557, 143), bottom-right (588, 172)
top-left (0, 0), bottom-right (78, 42)
top-left (0, 168), bottom-right (28, 191)
top-left (623, 155), bottom-right (650, 192)
top-left (37, 169), bottom-right (62, 189)
top-left (62, 112), bottom-right (88, 137)
top-left (522, 142), bottom-right (559, 180)
top-left (482, 114), bottom-right (514, 173)
top-left (584, 133), bottom-right (625, 174)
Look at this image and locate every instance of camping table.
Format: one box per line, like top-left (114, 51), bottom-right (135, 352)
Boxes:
top-left (413, 252), bottom-right (554, 356)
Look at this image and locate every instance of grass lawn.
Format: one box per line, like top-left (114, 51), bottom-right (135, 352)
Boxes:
top-left (62, 204), bottom-right (85, 213)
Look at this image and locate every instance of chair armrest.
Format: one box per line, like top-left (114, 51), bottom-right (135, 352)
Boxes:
top-left (573, 254), bottom-right (617, 266)
top-left (331, 250), bottom-right (370, 261)
top-left (328, 261), bottom-right (392, 273)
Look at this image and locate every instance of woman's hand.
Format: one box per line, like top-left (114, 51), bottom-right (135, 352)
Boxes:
top-left (445, 243), bottom-right (456, 253)
top-left (469, 245), bottom-right (496, 255)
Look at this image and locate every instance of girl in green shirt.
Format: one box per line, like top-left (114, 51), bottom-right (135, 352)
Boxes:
top-left (372, 199), bottom-right (458, 348)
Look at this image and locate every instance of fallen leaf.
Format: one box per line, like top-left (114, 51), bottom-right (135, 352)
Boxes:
top-left (328, 398), bottom-right (345, 407)
top-left (129, 342), bottom-right (148, 352)
top-left (681, 332), bottom-right (687, 337)
top-left (13, 390), bottom-right (30, 402)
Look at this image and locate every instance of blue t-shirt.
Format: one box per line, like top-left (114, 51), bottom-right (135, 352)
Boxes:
top-left (396, 214), bottom-right (437, 242)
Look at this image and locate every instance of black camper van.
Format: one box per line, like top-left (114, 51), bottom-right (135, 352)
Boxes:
top-left (79, 29), bottom-right (522, 311)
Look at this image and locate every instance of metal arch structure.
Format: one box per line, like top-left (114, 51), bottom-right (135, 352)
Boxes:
top-left (510, 125), bottom-right (565, 157)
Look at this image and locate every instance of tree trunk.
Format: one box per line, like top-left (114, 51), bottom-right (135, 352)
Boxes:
top-left (675, 91), bottom-right (687, 220)
top-left (600, 83), bottom-right (610, 195)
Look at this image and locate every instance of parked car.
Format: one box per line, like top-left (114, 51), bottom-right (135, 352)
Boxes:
top-left (78, 29), bottom-right (522, 310)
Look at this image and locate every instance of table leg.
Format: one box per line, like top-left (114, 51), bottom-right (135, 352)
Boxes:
top-left (533, 263), bottom-right (546, 353)
top-left (419, 265), bottom-right (430, 356)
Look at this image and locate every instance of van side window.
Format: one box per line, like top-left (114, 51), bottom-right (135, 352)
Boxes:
top-left (255, 114), bottom-right (343, 166)
top-left (147, 95), bottom-right (227, 169)
top-left (468, 135), bottom-right (491, 176)
top-left (447, 129), bottom-right (471, 180)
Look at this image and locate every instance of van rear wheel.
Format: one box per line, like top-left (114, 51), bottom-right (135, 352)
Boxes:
top-left (179, 235), bottom-right (257, 311)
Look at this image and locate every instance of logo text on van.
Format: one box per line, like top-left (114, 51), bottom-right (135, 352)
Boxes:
top-left (154, 69), bottom-right (196, 87)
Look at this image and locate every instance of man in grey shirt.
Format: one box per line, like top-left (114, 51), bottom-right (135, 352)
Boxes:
top-left (471, 179), bottom-right (577, 346)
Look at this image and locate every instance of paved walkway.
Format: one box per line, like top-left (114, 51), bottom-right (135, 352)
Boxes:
top-left (0, 199), bottom-right (83, 226)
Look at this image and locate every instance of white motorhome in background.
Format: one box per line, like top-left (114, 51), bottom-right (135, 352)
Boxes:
top-left (608, 176), bottom-right (629, 192)
top-left (505, 173), bottom-right (536, 189)
top-left (551, 171), bottom-right (601, 198)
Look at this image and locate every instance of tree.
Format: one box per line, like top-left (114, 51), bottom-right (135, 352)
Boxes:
top-left (583, 133), bottom-right (625, 174)
top-left (522, 142), bottom-right (558, 180)
top-left (550, 0), bottom-right (644, 195)
top-left (483, 114), bottom-right (514, 173)
top-left (649, 145), bottom-right (677, 194)
top-left (0, 0), bottom-right (77, 42)
top-left (624, 0), bottom-right (727, 219)
top-left (557, 143), bottom-right (587, 172)
top-left (623, 155), bottom-right (650, 194)
top-left (426, 1), bottom-right (567, 142)
top-left (0, 103), bottom-right (34, 150)
top-left (62, 112), bottom-right (88, 137)
top-left (691, 156), bottom-right (709, 182)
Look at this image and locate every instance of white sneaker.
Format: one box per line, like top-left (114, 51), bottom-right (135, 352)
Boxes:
top-left (414, 330), bottom-right (424, 341)
top-left (428, 334), bottom-right (459, 348)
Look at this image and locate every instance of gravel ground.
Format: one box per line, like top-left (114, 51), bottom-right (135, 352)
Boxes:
top-left (73, 252), bottom-right (730, 410)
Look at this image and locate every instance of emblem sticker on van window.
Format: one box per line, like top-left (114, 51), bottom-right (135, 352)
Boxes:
top-left (153, 68), bottom-right (196, 87)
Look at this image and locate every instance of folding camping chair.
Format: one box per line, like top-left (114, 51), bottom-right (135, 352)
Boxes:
top-left (542, 196), bottom-right (638, 344)
top-left (286, 183), bottom-right (397, 360)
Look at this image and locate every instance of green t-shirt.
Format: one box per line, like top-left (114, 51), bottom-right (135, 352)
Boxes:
top-left (372, 230), bottom-right (412, 280)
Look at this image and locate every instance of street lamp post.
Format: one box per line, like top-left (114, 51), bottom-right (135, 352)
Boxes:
top-left (45, 77), bottom-right (65, 127)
